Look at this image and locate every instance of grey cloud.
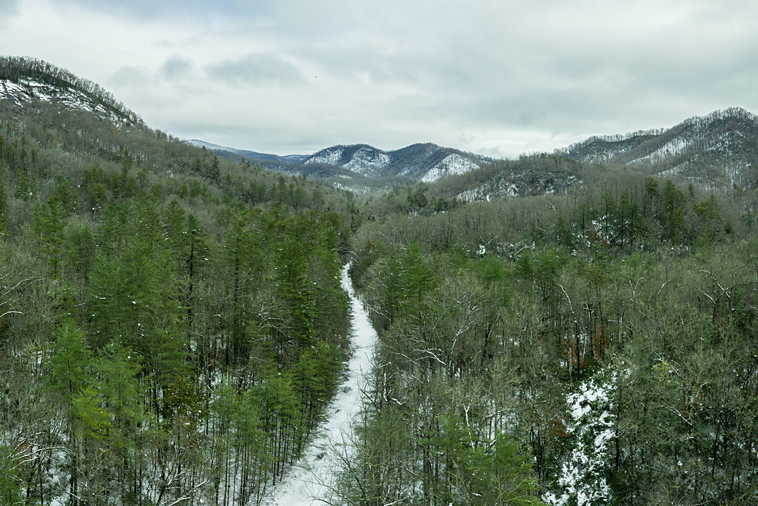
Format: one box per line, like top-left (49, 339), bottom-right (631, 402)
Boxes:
top-left (26, 0), bottom-right (758, 157)
top-left (160, 54), bottom-right (193, 80)
top-left (0, 0), bottom-right (19, 10)
top-left (52, 0), bottom-right (167, 19)
top-left (0, 0), bottom-right (20, 21)
top-left (44, 0), bottom-right (284, 22)
top-left (107, 66), bottom-right (152, 88)
top-left (206, 54), bottom-right (305, 87)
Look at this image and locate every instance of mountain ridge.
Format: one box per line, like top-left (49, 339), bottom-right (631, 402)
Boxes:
top-left (196, 140), bottom-right (491, 184)
top-left (302, 142), bottom-right (490, 181)
top-left (186, 139), bottom-right (308, 164)
top-left (4, 55), bottom-right (757, 193)
top-left (0, 56), bottom-right (142, 126)
top-left (559, 107), bottom-right (758, 187)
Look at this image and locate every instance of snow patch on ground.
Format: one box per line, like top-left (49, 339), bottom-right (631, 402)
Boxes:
top-left (0, 78), bottom-right (127, 124)
top-left (456, 181), bottom-right (518, 202)
top-left (263, 264), bottom-right (378, 506)
top-left (398, 165), bottom-right (418, 176)
top-left (630, 137), bottom-right (692, 164)
top-left (331, 182), bottom-right (374, 193)
top-left (343, 147), bottom-right (390, 177)
top-left (457, 187), bottom-right (492, 202)
top-left (421, 154), bottom-right (480, 182)
top-left (579, 143), bottom-right (640, 163)
top-left (305, 148), bottom-right (344, 166)
top-left (546, 369), bottom-right (618, 506)
top-left (0, 80), bottom-right (26, 105)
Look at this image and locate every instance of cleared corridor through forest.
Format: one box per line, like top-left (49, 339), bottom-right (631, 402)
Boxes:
top-left (263, 264), bottom-right (377, 506)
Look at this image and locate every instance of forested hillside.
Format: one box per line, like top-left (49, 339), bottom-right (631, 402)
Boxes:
top-left (0, 57), bottom-right (359, 506)
top-left (559, 107), bottom-right (758, 189)
top-left (3, 56), bottom-right (758, 506)
top-left (198, 142), bottom-right (489, 191)
top-left (339, 167), bottom-right (758, 505)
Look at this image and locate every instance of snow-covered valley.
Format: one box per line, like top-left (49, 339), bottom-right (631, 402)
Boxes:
top-left (263, 265), bottom-right (378, 506)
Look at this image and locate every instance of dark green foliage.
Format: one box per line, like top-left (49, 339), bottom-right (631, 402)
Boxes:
top-left (345, 168), bottom-right (758, 505)
top-left (8, 56), bottom-right (758, 506)
top-left (0, 58), bottom-right (354, 505)
top-left (33, 196), bottom-right (69, 277)
top-left (0, 176), bottom-right (7, 235)
top-left (64, 223), bottom-right (95, 278)
top-left (0, 445), bottom-right (23, 506)
top-left (50, 321), bottom-right (92, 403)
top-left (397, 241), bottom-right (437, 315)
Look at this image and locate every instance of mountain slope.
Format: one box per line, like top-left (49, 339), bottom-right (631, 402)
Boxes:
top-left (0, 56), bottom-right (141, 126)
top-left (187, 139), bottom-right (308, 163)
top-left (560, 107), bottom-right (758, 187)
top-left (429, 154), bottom-right (583, 203)
top-left (0, 56), bottom-right (357, 506)
top-left (195, 140), bottom-right (489, 185)
top-left (302, 143), bottom-right (489, 182)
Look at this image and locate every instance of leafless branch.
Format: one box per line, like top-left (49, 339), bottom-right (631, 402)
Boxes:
top-left (157, 479), bottom-right (212, 506)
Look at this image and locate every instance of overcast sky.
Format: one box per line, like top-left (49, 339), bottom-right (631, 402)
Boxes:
top-left (2, 0), bottom-right (757, 158)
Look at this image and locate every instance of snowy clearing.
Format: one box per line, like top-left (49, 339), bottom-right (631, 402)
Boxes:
top-left (263, 264), bottom-right (378, 506)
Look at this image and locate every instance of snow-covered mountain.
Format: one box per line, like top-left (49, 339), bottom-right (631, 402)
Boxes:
top-left (559, 107), bottom-right (758, 187)
top-left (0, 57), bottom-right (141, 126)
top-left (196, 140), bottom-right (491, 185)
top-left (302, 143), bottom-right (490, 182)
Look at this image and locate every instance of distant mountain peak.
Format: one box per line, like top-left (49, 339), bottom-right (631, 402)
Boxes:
top-left (301, 142), bottom-right (489, 182)
top-left (197, 140), bottom-right (490, 184)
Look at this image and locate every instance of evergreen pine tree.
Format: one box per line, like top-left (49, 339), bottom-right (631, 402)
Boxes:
top-left (0, 176), bottom-right (8, 236)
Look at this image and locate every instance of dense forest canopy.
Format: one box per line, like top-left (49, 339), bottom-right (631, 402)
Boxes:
top-left (2, 57), bottom-right (758, 506)
top-left (0, 57), bottom-right (362, 506)
top-left (338, 161), bottom-right (758, 505)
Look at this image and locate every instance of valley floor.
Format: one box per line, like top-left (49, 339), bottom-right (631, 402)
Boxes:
top-left (263, 265), bottom-right (378, 506)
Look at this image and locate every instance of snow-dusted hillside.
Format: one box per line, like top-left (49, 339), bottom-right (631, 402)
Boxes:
top-left (304, 146), bottom-right (346, 166)
top-left (342, 147), bottom-right (391, 177)
top-left (420, 153), bottom-right (481, 182)
top-left (455, 169), bottom-right (578, 203)
top-left (301, 143), bottom-right (489, 182)
top-left (190, 139), bottom-right (490, 187)
top-left (560, 107), bottom-right (758, 187)
top-left (1, 75), bottom-right (139, 125)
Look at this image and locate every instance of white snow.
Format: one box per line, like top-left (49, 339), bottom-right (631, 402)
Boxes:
top-left (331, 182), bottom-right (373, 193)
top-left (547, 369), bottom-right (619, 506)
top-left (343, 147), bottom-right (391, 176)
top-left (456, 181), bottom-right (518, 202)
top-left (1, 78), bottom-right (125, 124)
top-left (421, 154), bottom-right (480, 182)
top-left (263, 264), bottom-right (378, 506)
top-left (398, 165), bottom-right (417, 176)
top-left (304, 147), bottom-right (344, 166)
top-left (630, 137), bottom-right (692, 165)
top-left (0, 80), bottom-right (27, 105)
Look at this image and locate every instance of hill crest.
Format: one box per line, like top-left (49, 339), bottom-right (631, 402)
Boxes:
top-left (0, 56), bottom-right (141, 126)
top-left (559, 107), bottom-right (758, 187)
